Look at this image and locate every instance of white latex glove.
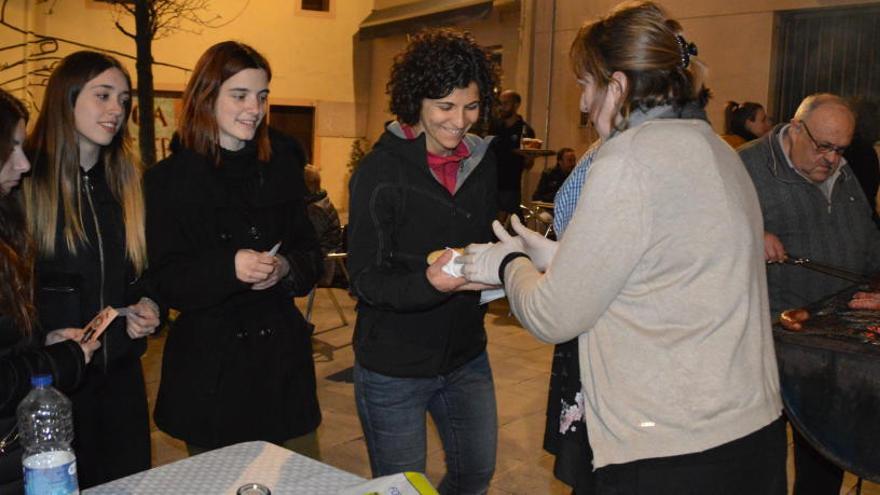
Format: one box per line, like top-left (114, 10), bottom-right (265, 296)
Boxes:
top-left (459, 220), bottom-right (525, 285)
top-left (510, 215), bottom-right (558, 273)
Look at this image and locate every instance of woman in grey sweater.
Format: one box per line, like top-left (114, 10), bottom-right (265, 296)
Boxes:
top-left (460, 2), bottom-right (785, 493)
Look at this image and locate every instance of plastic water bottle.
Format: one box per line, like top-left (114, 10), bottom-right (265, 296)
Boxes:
top-left (16, 374), bottom-right (79, 495)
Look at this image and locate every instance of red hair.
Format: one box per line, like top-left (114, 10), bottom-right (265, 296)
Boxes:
top-left (179, 41), bottom-right (272, 163)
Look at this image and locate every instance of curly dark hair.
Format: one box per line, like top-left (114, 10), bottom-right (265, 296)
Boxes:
top-left (387, 28), bottom-right (499, 126)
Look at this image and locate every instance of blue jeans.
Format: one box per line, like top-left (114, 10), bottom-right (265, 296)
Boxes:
top-left (354, 352), bottom-right (498, 495)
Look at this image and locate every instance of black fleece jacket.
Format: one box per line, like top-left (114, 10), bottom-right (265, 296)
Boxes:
top-left (347, 126), bottom-right (497, 377)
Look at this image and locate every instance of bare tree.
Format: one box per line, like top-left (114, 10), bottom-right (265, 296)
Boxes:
top-left (110, 0), bottom-right (244, 166)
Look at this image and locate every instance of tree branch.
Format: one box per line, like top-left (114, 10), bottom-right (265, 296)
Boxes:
top-left (114, 20), bottom-right (136, 39)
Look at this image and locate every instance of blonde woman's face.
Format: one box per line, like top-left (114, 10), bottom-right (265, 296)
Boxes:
top-left (0, 119), bottom-right (29, 195)
top-left (73, 68), bottom-right (129, 154)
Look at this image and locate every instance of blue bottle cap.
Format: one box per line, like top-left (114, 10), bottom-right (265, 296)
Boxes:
top-left (31, 374), bottom-right (52, 387)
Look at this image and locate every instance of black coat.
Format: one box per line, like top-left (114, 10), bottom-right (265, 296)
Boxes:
top-left (29, 160), bottom-right (154, 486)
top-left (34, 162), bottom-right (149, 371)
top-left (145, 132), bottom-right (322, 448)
top-left (347, 126), bottom-right (497, 378)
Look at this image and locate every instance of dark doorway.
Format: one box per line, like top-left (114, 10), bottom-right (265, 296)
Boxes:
top-left (270, 105), bottom-right (315, 162)
top-left (772, 5), bottom-right (880, 121)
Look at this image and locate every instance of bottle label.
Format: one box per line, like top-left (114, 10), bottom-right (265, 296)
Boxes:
top-left (23, 451), bottom-right (79, 495)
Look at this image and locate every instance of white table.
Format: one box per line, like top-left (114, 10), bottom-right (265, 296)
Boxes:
top-left (84, 441), bottom-right (365, 494)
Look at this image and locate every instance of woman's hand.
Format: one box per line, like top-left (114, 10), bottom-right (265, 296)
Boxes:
top-left (510, 215), bottom-right (557, 272)
top-left (235, 249), bottom-right (276, 284)
top-left (79, 337), bottom-right (101, 364)
top-left (126, 297), bottom-right (160, 339)
top-left (460, 221), bottom-right (524, 285)
top-left (252, 254), bottom-right (290, 291)
top-left (45, 328), bottom-right (101, 364)
top-left (426, 249), bottom-right (470, 292)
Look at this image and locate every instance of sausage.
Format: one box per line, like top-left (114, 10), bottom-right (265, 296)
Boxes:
top-left (780, 308), bottom-right (810, 331)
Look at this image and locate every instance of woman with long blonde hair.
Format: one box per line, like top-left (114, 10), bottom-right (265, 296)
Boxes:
top-left (21, 51), bottom-right (159, 488)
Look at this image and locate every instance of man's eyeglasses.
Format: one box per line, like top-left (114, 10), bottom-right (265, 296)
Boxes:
top-left (800, 121), bottom-right (848, 156)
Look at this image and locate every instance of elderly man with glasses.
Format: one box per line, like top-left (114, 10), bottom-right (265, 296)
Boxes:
top-left (739, 93), bottom-right (880, 495)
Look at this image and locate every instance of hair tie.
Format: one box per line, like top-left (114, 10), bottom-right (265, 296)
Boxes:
top-left (675, 35), bottom-right (698, 69)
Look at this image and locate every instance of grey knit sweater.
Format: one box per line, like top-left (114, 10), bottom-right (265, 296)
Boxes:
top-left (738, 124), bottom-right (880, 316)
top-left (503, 118), bottom-right (782, 468)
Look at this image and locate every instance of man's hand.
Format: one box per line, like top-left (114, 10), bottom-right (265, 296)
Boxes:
top-left (849, 291), bottom-right (880, 310)
top-left (764, 232), bottom-right (787, 263)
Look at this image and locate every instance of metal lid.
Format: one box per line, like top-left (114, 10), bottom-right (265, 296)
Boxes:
top-left (236, 483), bottom-right (271, 495)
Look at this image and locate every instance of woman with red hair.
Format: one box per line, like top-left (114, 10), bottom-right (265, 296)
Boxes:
top-left (145, 41), bottom-right (323, 457)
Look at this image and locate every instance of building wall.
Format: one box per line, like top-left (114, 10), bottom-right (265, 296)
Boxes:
top-left (523, 0), bottom-right (880, 198)
top-left (0, 0), bottom-right (374, 211)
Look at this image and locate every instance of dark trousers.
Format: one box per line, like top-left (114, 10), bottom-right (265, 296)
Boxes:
top-left (792, 427), bottom-right (844, 495)
top-left (594, 417), bottom-right (787, 495)
top-left (72, 358), bottom-right (151, 488)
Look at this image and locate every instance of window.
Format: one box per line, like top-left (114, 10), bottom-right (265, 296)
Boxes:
top-left (772, 5), bottom-right (880, 121)
top-left (301, 0), bottom-right (330, 12)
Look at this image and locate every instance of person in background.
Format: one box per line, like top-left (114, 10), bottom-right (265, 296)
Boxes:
top-left (491, 89), bottom-right (535, 222)
top-left (347, 28), bottom-right (499, 494)
top-left (722, 100), bottom-right (772, 148)
top-left (145, 41), bottom-right (323, 459)
top-left (21, 51), bottom-right (159, 488)
top-left (532, 147), bottom-right (576, 203)
top-left (739, 93), bottom-right (879, 495)
top-left (461, 2), bottom-right (785, 493)
top-left (843, 97), bottom-right (880, 221)
top-left (303, 164), bottom-right (343, 286)
top-left (0, 88), bottom-right (100, 493)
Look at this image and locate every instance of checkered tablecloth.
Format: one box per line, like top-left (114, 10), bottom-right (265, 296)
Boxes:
top-left (84, 441), bottom-right (365, 494)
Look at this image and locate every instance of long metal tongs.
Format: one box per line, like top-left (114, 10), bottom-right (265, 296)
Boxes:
top-left (780, 255), bottom-right (873, 285)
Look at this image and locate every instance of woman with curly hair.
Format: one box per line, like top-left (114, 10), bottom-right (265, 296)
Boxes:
top-left (347, 28), bottom-right (499, 493)
top-left (461, 2), bottom-right (785, 493)
top-left (0, 88), bottom-right (99, 493)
